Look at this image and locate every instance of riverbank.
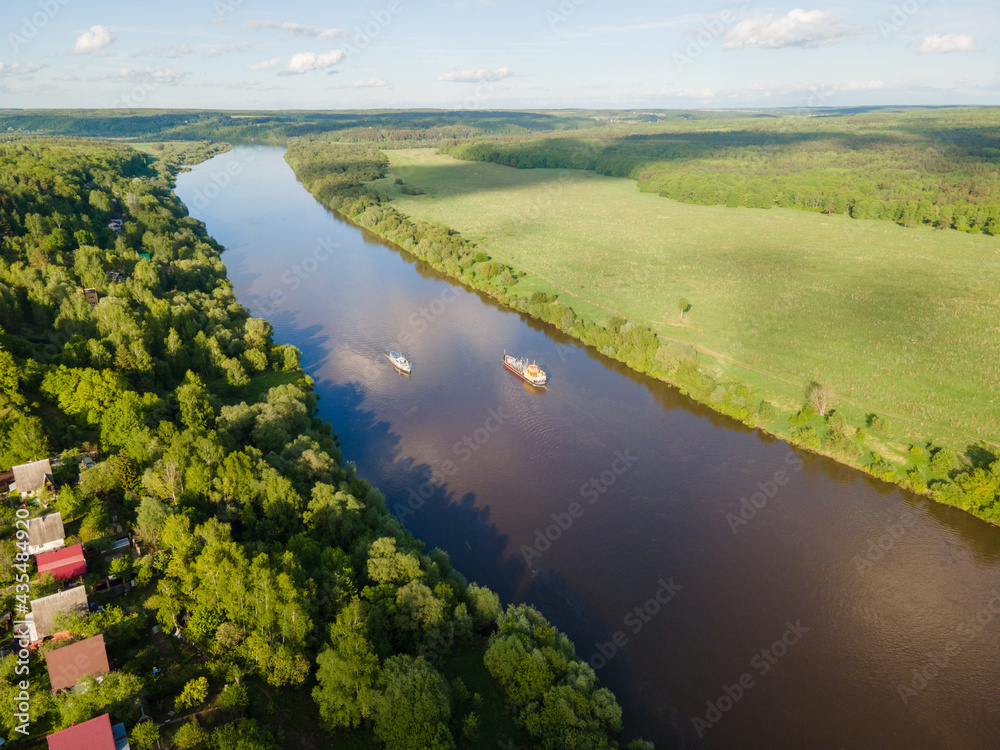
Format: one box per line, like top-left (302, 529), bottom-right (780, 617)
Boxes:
top-left (284, 142), bottom-right (1000, 526)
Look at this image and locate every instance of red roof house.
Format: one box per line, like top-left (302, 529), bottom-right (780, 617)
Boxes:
top-left (36, 544), bottom-right (87, 581)
top-left (45, 634), bottom-right (111, 692)
top-left (46, 713), bottom-right (116, 750)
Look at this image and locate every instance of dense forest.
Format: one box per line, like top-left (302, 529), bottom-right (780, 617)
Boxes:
top-left (285, 139), bottom-right (1000, 526)
top-left (0, 109), bottom-right (605, 145)
top-left (441, 108), bottom-right (1000, 234)
top-left (0, 138), bottom-right (653, 749)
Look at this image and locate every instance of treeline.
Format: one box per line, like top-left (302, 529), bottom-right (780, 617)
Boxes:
top-left (441, 108), bottom-right (1000, 234)
top-left (285, 140), bottom-right (1000, 526)
top-left (0, 109), bottom-right (600, 146)
top-left (0, 138), bottom-right (653, 748)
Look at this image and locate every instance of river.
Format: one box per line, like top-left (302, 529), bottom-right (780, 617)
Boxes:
top-left (175, 145), bottom-right (1000, 750)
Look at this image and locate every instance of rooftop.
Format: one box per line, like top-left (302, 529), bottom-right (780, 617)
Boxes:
top-left (30, 586), bottom-right (88, 640)
top-left (45, 634), bottom-right (110, 692)
top-left (37, 544), bottom-right (86, 581)
top-left (12, 458), bottom-right (54, 494)
top-left (28, 513), bottom-right (65, 551)
top-left (46, 713), bottom-right (116, 750)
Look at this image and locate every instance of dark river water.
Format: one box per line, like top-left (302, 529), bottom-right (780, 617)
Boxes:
top-left (175, 145), bottom-right (1000, 750)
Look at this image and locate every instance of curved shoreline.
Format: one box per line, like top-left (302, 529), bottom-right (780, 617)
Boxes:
top-left (282, 144), bottom-right (999, 529)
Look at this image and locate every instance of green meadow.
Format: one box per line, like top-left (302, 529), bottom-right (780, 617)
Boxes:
top-left (376, 149), bottom-right (1000, 447)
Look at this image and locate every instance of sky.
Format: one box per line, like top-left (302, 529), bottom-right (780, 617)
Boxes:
top-left (0, 0), bottom-right (996, 110)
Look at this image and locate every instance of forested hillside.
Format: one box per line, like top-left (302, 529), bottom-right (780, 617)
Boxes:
top-left (0, 138), bottom-right (651, 749)
top-left (442, 108), bottom-right (1000, 234)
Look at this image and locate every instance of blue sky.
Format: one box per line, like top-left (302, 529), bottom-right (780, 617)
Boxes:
top-left (0, 0), bottom-right (996, 109)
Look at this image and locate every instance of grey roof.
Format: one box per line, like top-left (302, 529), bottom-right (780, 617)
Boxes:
top-left (12, 458), bottom-right (53, 494)
top-left (30, 586), bottom-right (89, 639)
top-left (28, 513), bottom-right (65, 549)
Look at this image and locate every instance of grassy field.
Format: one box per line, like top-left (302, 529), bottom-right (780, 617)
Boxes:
top-left (376, 149), bottom-right (1000, 447)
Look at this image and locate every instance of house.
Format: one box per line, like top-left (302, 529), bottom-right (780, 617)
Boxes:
top-left (12, 458), bottom-right (56, 497)
top-left (37, 544), bottom-right (87, 581)
top-left (45, 634), bottom-right (111, 693)
top-left (46, 713), bottom-right (130, 750)
top-left (25, 586), bottom-right (88, 642)
top-left (82, 287), bottom-right (100, 308)
top-left (26, 512), bottom-right (65, 556)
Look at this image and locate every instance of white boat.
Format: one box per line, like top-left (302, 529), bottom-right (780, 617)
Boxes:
top-left (388, 351), bottom-right (411, 373)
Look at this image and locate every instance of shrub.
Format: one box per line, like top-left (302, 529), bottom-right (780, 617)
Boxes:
top-left (793, 426), bottom-right (821, 449)
top-left (790, 405), bottom-right (817, 426)
top-left (868, 414), bottom-right (890, 434)
top-left (757, 400), bottom-right (777, 421)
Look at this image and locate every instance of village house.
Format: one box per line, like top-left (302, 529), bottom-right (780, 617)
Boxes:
top-left (37, 543), bottom-right (87, 581)
top-left (28, 513), bottom-right (66, 555)
top-left (12, 458), bottom-right (56, 498)
top-left (45, 634), bottom-right (111, 693)
top-left (25, 586), bottom-right (89, 643)
top-left (26, 512), bottom-right (66, 556)
top-left (46, 712), bottom-right (130, 750)
top-left (82, 287), bottom-right (100, 308)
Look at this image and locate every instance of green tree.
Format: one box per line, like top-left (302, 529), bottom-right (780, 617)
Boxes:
top-left (175, 676), bottom-right (210, 712)
top-left (61, 671), bottom-right (146, 726)
top-left (466, 583), bottom-right (501, 631)
top-left (129, 721), bottom-right (161, 750)
top-left (55, 485), bottom-right (86, 521)
top-left (177, 371), bottom-right (214, 431)
top-left (373, 655), bottom-right (455, 750)
top-left (173, 718), bottom-right (209, 750)
top-left (212, 719), bottom-right (278, 750)
top-left (0, 350), bottom-right (19, 395)
top-left (313, 603), bottom-right (380, 729)
top-left (4, 414), bottom-right (51, 465)
top-left (678, 297), bottom-right (691, 320)
top-left (135, 496), bottom-right (171, 547)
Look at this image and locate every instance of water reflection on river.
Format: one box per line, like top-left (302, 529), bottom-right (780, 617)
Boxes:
top-left (176, 145), bottom-right (1000, 749)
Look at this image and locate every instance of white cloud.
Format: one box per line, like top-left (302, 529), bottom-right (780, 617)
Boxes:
top-left (723, 9), bottom-right (859, 50)
top-left (437, 66), bottom-right (518, 83)
top-left (918, 34), bottom-right (976, 54)
top-left (0, 62), bottom-right (46, 77)
top-left (281, 50), bottom-right (345, 75)
top-left (249, 57), bottom-right (283, 71)
top-left (204, 42), bottom-right (253, 58)
top-left (354, 79), bottom-right (389, 87)
top-left (72, 25), bottom-right (117, 55)
top-left (244, 21), bottom-right (347, 39)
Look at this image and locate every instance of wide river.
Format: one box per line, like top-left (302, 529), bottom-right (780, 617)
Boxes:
top-left (176, 145), bottom-right (1000, 749)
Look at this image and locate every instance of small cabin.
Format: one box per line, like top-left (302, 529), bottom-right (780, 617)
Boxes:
top-left (82, 287), bottom-right (100, 308)
top-left (27, 512), bottom-right (66, 556)
top-left (37, 543), bottom-right (87, 581)
top-left (46, 713), bottom-right (129, 750)
top-left (12, 458), bottom-right (56, 498)
top-left (45, 634), bottom-right (110, 693)
top-left (25, 585), bottom-right (88, 643)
